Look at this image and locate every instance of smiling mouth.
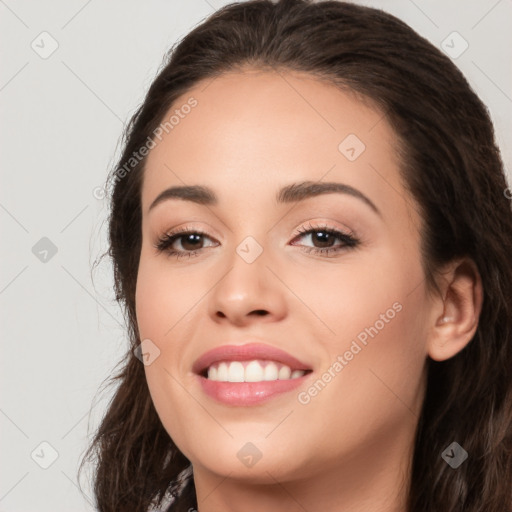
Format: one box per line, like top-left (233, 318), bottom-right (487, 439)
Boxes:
top-left (200, 359), bottom-right (313, 382)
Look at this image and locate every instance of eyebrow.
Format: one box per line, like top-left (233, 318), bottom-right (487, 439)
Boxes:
top-left (148, 181), bottom-right (381, 216)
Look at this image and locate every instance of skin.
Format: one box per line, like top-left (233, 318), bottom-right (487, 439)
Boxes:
top-left (135, 68), bottom-right (482, 512)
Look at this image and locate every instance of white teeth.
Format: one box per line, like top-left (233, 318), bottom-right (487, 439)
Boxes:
top-left (227, 361), bottom-right (244, 382)
top-left (217, 362), bottom-right (228, 381)
top-left (245, 360), bottom-right (264, 382)
top-left (207, 366), bottom-right (217, 381)
top-left (278, 365), bottom-right (291, 380)
top-left (205, 360), bottom-right (306, 382)
top-left (264, 362), bottom-right (279, 381)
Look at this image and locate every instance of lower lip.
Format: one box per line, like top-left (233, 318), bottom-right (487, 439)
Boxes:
top-left (197, 373), bottom-right (311, 406)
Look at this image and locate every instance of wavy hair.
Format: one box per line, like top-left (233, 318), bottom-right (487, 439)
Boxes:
top-left (78, 1), bottom-right (512, 510)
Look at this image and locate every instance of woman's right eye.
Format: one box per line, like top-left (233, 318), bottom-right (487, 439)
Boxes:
top-left (154, 228), bottom-right (219, 259)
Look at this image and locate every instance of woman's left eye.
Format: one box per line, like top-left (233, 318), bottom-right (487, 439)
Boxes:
top-left (154, 223), bottom-right (359, 260)
top-left (290, 223), bottom-right (359, 257)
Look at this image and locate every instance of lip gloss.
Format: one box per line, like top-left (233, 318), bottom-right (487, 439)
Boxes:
top-left (196, 372), bottom-right (311, 406)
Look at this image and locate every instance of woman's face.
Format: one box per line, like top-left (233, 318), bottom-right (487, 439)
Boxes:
top-left (135, 69), bottom-right (433, 487)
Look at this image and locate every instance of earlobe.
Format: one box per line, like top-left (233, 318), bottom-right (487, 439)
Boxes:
top-left (427, 258), bottom-right (483, 362)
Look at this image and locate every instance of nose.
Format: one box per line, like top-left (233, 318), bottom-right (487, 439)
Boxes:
top-left (207, 244), bottom-right (287, 327)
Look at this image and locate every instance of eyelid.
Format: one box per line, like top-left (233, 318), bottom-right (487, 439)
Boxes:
top-left (160, 222), bottom-right (222, 241)
top-left (290, 219), bottom-right (355, 239)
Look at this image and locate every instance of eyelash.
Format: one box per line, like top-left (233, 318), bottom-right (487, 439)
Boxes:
top-left (154, 222), bottom-right (359, 260)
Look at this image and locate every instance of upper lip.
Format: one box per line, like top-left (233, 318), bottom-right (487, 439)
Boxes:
top-left (192, 342), bottom-right (312, 376)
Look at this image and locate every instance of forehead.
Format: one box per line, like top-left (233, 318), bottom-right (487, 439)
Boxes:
top-left (141, 68), bottom-right (403, 213)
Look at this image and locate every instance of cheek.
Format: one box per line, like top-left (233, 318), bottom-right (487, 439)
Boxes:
top-left (135, 252), bottom-right (199, 341)
top-left (302, 258), bottom-right (427, 415)
top-left (293, 246), bottom-right (428, 408)
top-left (288, 243), bottom-right (426, 348)
top-left (135, 252), bottom-right (210, 452)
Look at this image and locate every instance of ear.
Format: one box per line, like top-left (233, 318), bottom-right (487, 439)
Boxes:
top-left (427, 258), bottom-right (483, 362)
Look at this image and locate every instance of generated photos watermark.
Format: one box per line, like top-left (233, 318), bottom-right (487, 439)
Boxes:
top-left (92, 96), bottom-right (198, 199)
top-left (298, 301), bottom-right (403, 405)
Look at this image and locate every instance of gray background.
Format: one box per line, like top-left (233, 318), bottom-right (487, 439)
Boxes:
top-left (1, 0), bottom-right (511, 510)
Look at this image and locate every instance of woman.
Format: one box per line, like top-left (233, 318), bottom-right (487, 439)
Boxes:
top-left (79, 1), bottom-right (512, 511)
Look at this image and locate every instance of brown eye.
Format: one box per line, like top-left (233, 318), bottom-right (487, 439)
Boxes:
top-left (291, 224), bottom-right (359, 257)
top-left (179, 233), bottom-right (205, 251)
top-left (309, 231), bottom-right (337, 248)
top-left (154, 228), bottom-right (218, 259)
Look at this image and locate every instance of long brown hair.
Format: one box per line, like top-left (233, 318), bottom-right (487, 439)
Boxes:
top-left (78, 1), bottom-right (512, 510)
